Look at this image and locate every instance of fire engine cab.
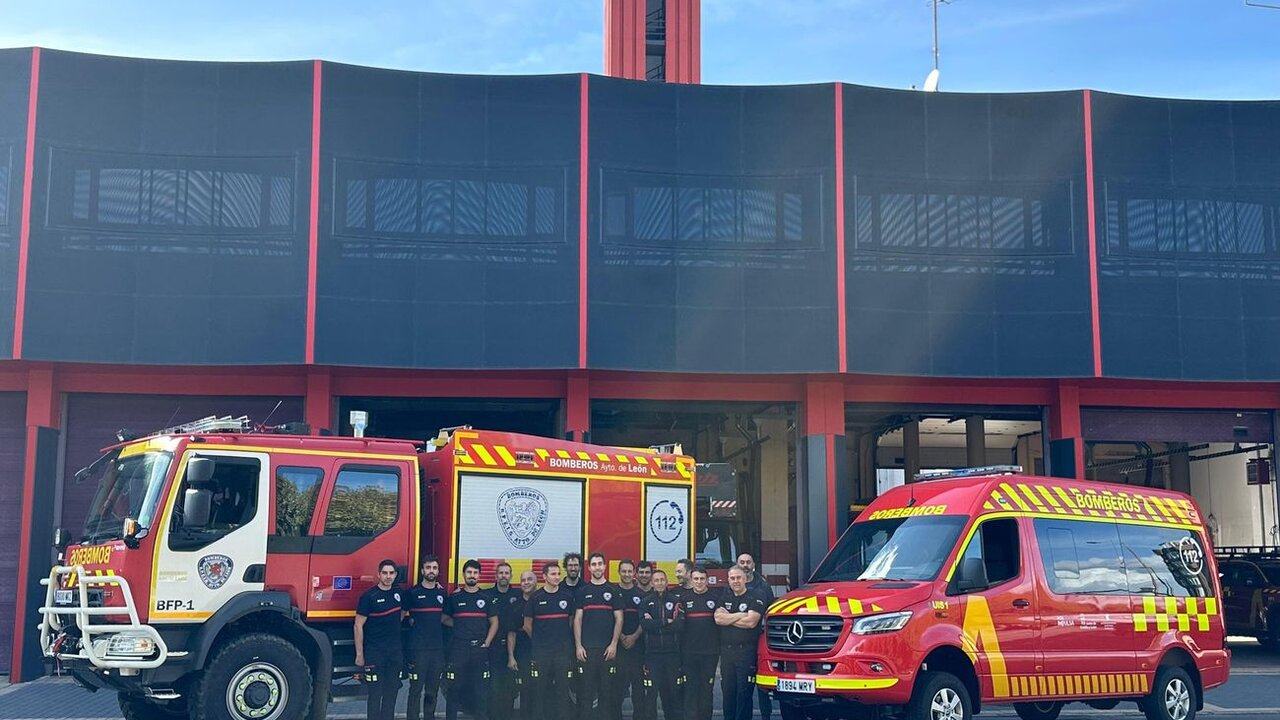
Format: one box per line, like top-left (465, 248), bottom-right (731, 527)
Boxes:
top-left (39, 417), bottom-right (696, 720)
top-left (758, 466), bottom-right (1229, 720)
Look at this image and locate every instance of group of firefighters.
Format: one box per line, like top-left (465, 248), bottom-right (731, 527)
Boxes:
top-left (353, 551), bottom-right (776, 720)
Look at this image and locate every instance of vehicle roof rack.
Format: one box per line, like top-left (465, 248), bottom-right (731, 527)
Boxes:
top-left (914, 465), bottom-right (1023, 482)
top-left (160, 415), bottom-right (252, 435)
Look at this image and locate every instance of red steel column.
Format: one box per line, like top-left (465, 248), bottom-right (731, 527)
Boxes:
top-left (604, 0), bottom-right (645, 80)
top-left (800, 379), bottom-right (846, 579)
top-left (1048, 380), bottom-right (1086, 480)
top-left (12, 47), bottom-right (40, 359)
top-left (664, 0), bottom-right (701, 84)
top-left (565, 371), bottom-right (591, 442)
top-left (305, 368), bottom-right (333, 432)
top-left (11, 365), bottom-right (59, 679)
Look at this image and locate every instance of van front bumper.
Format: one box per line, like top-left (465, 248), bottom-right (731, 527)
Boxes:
top-left (756, 672), bottom-right (909, 706)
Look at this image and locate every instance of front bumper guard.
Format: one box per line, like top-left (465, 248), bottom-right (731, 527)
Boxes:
top-left (38, 564), bottom-right (169, 670)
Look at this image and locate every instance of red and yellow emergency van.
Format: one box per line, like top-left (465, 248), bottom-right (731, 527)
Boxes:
top-left (758, 467), bottom-right (1228, 720)
top-left (39, 419), bottom-right (695, 720)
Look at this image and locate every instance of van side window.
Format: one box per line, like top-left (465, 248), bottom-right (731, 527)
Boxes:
top-left (1115, 524), bottom-right (1212, 597)
top-left (1032, 518), bottom-right (1127, 595)
top-left (170, 456), bottom-right (261, 551)
top-left (323, 466), bottom-right (399, 537)
top-left (274, 466), bottom-right (323, 537)
top-left (955, 518), bottom-right (1021, 589)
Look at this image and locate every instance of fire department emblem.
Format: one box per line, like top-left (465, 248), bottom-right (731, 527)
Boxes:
top-left (197, 554), bottom-right (234, 590)
top-left (1177, 536), bottom-right (1204, 575)
top-left (477, 598), bottom-right (486, 608)
top-left (604, 592), bottom-right (612, 601)
top-left (559, 599), bottom-right (568, 609)
top-left (497, 487), bottom-right (550, 550)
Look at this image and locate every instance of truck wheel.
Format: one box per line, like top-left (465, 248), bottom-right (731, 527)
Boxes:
top-left (192, 633), bottom-right (313, 720)
top-left (908, 671), bottom-right (972, 720)
top-left (1014, 701), bottom-right (1063, 720)
top-left (1141, 666), bottom-right (1196, 720)
top-left (119, 694), bottom-right (187, 720)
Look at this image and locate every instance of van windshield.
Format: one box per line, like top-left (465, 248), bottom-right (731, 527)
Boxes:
top-left (810, 515), bottom-right (968, 583)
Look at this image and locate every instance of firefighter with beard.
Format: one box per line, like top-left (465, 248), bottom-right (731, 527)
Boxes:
top-left (613, 559), bottom-right (646, 720)
top-left (638, 569), bottom-right (683, 720)
top-left (715, 566), bottom-right (765, 720)
top-left (635, 561), bottom-right (653, 594)
top-left (488, 562), bottom-right (523, 720)
top-left (679, 566), bottom-right (722, 720)
top-left (355, 560), bottom-right (405, 720)
top-left (523, 561), bottom-right (576, 718)
top-left (506, 570), bottom-right (538, 719)
top-left (737, 552), bottom-right (776, 720)
top-left (442, 559), bottom-right (498, 720)
top-left (574, 552), bottom-right (624, 720)
top-left (405, 555), bottom-right (447, 720)
top-left (563, 552), bottom-right (584, 589)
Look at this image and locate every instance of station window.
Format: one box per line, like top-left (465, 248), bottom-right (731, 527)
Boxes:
top-left (1104, 183), bottom-right (1280, 259)
top-left (323, 466), bottom-right (399, 537)
top-left (273, 466), bottom-right (323, 537)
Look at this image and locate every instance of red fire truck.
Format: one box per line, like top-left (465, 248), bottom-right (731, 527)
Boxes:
top-left (39, 419), bottom-right (696, 720)
top-left (758, 466), bottom-right (1229, 720)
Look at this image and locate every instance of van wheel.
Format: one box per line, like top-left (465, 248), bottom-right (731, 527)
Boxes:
top-left (119, 694), bottom-right (187, 720)
top-left (1141, 666), bottom-right (1196, 720)
top-left (192, 633), bottom-right (313, 720)
top-left (1014, 701), bottom-right (1063, 720)
top-left (779, 700), bottom-right (810, 720)
top-left (908, 671), bottom-right (972, 720)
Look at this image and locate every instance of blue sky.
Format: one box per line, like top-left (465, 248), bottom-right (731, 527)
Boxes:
top-left (0, 0), bottom-right (1276, 99)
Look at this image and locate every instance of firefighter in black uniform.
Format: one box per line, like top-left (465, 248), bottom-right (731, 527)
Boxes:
top-left (638, 569), bottom-right (683, 720)
top-left (574, 552), bottom-right (624, 720)
top-left (679, 566), bottom-right (722, 720)
top-left (488, 562), bottom-right (523, 720)
top-left (613, 559), bottom-right (646, 720)
top-left (506, 570), bottom-right (538, 719)
top-left (738, 552), bottom-right (776, 720)
top-left (405, 555), bottom-right (447, 720)
top-left (523, 561), bottom-right (576, 719)
top-left (355, 560), bottom-right (405, 720)
top-left (442, 559), bottom-right (498, 720)
top-left (671, 558), bottom-right (694, 604)
top-left (715, 566), bottom-right (766, 720)
top-left (635, 560), bottom-right (653, 594)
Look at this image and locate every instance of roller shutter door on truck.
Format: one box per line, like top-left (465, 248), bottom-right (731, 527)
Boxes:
top-left (0, 392), bottom-right (28, 673)
top-left (60, 395), bottom-right (304, 538)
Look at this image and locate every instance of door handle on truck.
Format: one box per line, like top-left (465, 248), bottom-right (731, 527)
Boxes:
top-left (1012, 599), bottom-right (1031, 608)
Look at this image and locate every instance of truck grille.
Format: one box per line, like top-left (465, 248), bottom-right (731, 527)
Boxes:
top-left (766, 615), bottom-right (844, 653)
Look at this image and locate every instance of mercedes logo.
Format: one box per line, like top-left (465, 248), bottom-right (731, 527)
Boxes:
top-left (786, 620), bottom-right (805, 645)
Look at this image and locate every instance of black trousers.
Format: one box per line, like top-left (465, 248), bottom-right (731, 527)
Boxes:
top-left (615, 645), bottom-right (645, 720)
top-left (444, 644), bottom-right (489, 720)
top-left (640, 653), bottom-right (683, 720)
top-left (577, 648), bottom-right (618, 720)
top-left (757, 684), bottom-right (773, 720)
top-left (406, 647), bottom-right (446, 720)
top-left (719, 643), bottom-right (756, 720)
top-left (681, 653), bottom-right (719, 720)
top-left (363, 646), bottom-right (403, 720)
top-left (530, 650), bottom-right (576, 720)
top-left (487, 639), bottom-right (517, 720)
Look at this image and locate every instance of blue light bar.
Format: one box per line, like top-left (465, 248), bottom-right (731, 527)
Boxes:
top-left (914, 465), bottom-right (1023, 482)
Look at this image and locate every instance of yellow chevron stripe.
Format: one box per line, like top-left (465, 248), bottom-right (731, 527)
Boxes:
top-left (1001, 483), bottom-right (1032, 511)
top-left (494, 445), bottom-right (517, 467)
top-left (472, 445), bottom-right (497, 466)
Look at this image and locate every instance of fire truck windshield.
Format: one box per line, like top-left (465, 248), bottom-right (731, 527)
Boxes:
top-left (80, 450), bottom-right (173, 544)
top-left (810, 515), bottom-right (967, 583)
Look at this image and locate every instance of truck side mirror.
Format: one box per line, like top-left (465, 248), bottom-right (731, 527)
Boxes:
top-left (955, 557), bottom-right (989, 593)
top-left (183, 488), bottom-right (213, 527)
top-left (186, 457), bottom-right (216, 488)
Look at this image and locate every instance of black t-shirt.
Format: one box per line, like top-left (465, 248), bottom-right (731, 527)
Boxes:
top-left (510, 593), bottom-right (534, 661)
top-left (490, 586), bottom-right (525, 637)
top-left (357, 585), bottom-right (405, 651)
top-left (679, 587), bottom-right (723, 656)
top-left (718, 590), bottom-right (767, 645)
top-left (617, 583), bottom-right (646, 636)
top-left (525, 586), bottom-right (575, 655)
top-left (574, 581), bottom-right (623, 649)
top-left (444, 589), bottom-right (496, 648)
top-left (404, 583), bottom-right (448, 651)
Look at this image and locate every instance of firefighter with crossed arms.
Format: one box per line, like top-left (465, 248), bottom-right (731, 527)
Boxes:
top-left (637, 567), bottom-right (683, 720)
top-left (715, 565), bottom-right (766, 720)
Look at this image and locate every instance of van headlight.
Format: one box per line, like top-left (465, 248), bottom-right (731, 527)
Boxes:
top-left (93, 632), bottom-right (157, 658)
top-left (852, 611), bottom-right (912, 635)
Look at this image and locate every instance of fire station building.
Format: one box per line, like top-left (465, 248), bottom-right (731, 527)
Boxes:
top-left (3, 23), bottom-right (1280, 679)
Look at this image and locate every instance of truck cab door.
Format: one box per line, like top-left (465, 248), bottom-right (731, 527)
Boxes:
top-left (306, 459), bottom-right (415, 620)
top-left (152, 450), bottom-right (271, 622)
top-left (264, 458), bottom-right (333, 615)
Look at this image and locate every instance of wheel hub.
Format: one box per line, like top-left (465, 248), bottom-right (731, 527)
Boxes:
top-left (1165, 677), bottom-right (1191, 720)
top-left (931, 687), bottom-right (964, 720)
top-left (226, 662), bottom-right (288, 720)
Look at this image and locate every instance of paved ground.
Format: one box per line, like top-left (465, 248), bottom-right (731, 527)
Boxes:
top-left (2, 641), bottom-right (1277, 719)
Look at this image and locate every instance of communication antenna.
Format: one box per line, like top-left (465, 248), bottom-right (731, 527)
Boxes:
top-left (923, 0), bottom-right (953, 92)
top-left (1245, 0), bottom-right (1280, 9)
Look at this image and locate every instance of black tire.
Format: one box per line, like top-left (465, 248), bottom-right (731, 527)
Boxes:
top-left (907, 671), bottom-right (973, 720)
top-left (191, 633), bottom-right (313, 720)
top-left (778, 700), bottom-right (812, 720)
top-left (119, 694), bottom-right (187, 720)
top-left (1014, 701), bottom-right (1064, 720)
top-left (1140, 666), bottom-right (1197, 720)
top-left (1260, 609), bottom-right (1280, 651)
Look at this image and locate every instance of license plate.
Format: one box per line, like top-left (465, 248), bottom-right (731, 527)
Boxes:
top-left (777, 678), bottom-right (816, 694)
top-left (54, 589), bottom-right (74, 606)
